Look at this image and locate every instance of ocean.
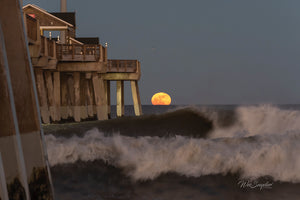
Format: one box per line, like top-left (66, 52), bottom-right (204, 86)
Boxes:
top-left (43, 104), bottom-right (300, 200)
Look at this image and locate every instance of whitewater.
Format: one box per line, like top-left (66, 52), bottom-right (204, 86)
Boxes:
top-left (45, 105), bottom-right (300, 183)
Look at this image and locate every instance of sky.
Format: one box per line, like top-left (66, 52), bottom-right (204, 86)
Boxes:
top-left (23, 0), bottom-right (300, 105)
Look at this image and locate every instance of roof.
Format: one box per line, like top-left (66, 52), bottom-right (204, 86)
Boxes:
top-left (22, 4), bottom-right (74, 27)
top-left (51, 12), bottom-right (76, 27)
top-left (75, 37), bottom-right (99, 44)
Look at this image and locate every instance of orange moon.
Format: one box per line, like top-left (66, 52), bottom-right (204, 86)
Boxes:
top-left (151, 92), bottom-right (171, 105)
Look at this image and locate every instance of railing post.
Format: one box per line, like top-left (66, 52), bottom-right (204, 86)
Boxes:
top-left (60, 44), bottom-right (63, 60)
top-left (83, 45), bottom-right (86, 61)
top-left (52, 40), bottom-right (56, 59)
top-left (99, 45), bottom-right (103, 62)
top-left (72, 44), bottom-right (75, 59)
top-left (44, 37), bottom-right (48, 56)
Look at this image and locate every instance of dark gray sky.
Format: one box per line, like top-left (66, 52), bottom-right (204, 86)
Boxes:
top-left (24, 0), bottom-right (300, 105)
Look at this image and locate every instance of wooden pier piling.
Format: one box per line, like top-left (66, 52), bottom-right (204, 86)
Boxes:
top-left (0, 0), bottom-right (54, 198)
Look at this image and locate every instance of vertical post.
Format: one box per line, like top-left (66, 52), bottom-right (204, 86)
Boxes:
top-left (0, 26), bottom-right (30, 199)
top-left (130, 80), bottom-right (142, 116)
top-left (72, 44), bottom-right (75, 59)
top-left (0, 0), bottom-right (55, 198)
top-left (60, 0), bottom-right (67, 43)
top-left (99, 45), bottom-right (103, 62)
top-left (45, 71), bottom-right (55, 121)
top-left (85, 73), bottom-right (94, 117)
top-left (67, 75), bottom-right (75, 118)
top-left (53, 40), bottom-right (56, 59)
top-left (44, 37), bottom-right (48, 56)
top-left (0, 154), bottom-right (9, 200)
top-left (80, 75), bottom-right (88, 120)
top-left (92, 73), bottom-right (108, 120)
top-left (60, 73), bottom-right (69, 119)
top-left (117, 80), bottom-right (124, 117)
top-left (53, 72), bottom-right (61, 121)
top-left (83, 45), bottom-right (86, 61)
top-left (73, 72), bottom-right (81, 122)
top-left (104, 80), bottom-right (111, 119)
top-left (35, 69), bottom-right (50, 123)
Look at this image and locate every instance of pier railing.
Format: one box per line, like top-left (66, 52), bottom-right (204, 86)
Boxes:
top-left (40, 36), bottom-right (56, 59)
top-left (56, 44), bottom-right (107, 62)
top-left (107, 60), bottom-right (139, 73)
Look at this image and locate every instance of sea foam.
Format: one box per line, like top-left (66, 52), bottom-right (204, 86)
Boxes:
top-left (45, 105), bottom-right (300, 183)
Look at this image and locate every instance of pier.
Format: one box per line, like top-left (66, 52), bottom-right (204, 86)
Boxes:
top-left (23, 4), bottom-right (143, 123)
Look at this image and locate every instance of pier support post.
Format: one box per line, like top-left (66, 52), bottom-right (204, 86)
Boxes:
top-left (73, 72), bottom-right (81, 122)
top-left (53, 71), bottom-right (61, 121)
top-left (85, 78), bottom-right (94, 118)
top-left (117, 80), bottom-right (125, 117)
top-left (80, 75), bottom-right (88, 120)
top-left (35, 69), bottom-right (50, 123)
top-left (45, 71), bottom-right (55, 121)
top-left (0, 0), bottom-right (55, 193)
top-left (130, 80), bottom-right (142, 116)
top-left (0, 154), bottom-right (9, 200)
top-left (0, 27), bottom-right (30, 199)
top-left (60, 73), bottom-right (69, 119)
top-left (104, 80), bottom-right (111, 119)
top-left (92, 73), bottom-right (108, 120)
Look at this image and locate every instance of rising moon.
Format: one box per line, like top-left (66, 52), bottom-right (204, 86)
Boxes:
top-left (151, 92), bottom-right (171, 105)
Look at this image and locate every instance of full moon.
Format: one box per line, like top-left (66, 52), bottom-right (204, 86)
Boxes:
top-left (151, 92), bottom-right (171, 105)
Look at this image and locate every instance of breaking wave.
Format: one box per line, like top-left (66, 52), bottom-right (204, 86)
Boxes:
top-left (45, 105), bottom-right (300, 183)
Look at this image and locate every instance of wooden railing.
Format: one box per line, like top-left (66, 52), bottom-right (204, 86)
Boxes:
top-left (56, 44), bottom-right (106, 62)
top-left (25, 14), bottom-right (38, 42)
top-left (107, 60), bottom-right (139, 73)
top-left (39, 36), bottom-right (56, 58)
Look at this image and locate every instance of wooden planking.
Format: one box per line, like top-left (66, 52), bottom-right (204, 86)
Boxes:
top-left (73, 72), bottom-right (81, 122)
top-left (130, 80), bottom-right (142, 116)
top-left (34, 69), bottom-right (50, 123)
top-left (116, 80), bottom-right (124, 117)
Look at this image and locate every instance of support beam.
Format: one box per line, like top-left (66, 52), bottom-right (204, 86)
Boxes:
top-left (85, 78), bottom-right (94, 117)
top-left (67, 75), bottom-right (75, 118)
top-left (73, 72), bottom-right (81, 122)
top-left (45, 71), bottom-right (55, 121)
top-left (130, 80), bottom-right (142, 116)
top-left (92, 73), bottom-right (108, 120)
top-left (80, 74), bottom-right (88, 120)
top-left (60, 74), bottom-right (69, 119)
top-left (0, 154), bottom-right (9, 200)
top-left (53, 72), bottom-right (61, 121)
top-left (0, 1), bottom-right (55, 198)
top-left (104, 80), bottom-right (111, 119)
top-left (35, 69), bottom-right (50, 123)
top-left (0, 26), bottom-right (30, 199)
top-left (116, 80), bottom-right (124, 117)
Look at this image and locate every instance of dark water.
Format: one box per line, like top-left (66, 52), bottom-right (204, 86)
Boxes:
top-left (44, 105), bottom-right (300, 200)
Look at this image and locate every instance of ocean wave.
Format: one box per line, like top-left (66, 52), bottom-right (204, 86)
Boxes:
top-left (46, 126), bottom-right (300, 183)
top-left (209, 104), bottom-right (300, 138)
